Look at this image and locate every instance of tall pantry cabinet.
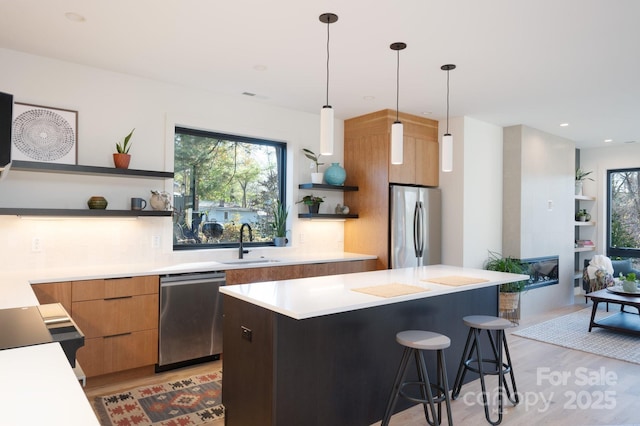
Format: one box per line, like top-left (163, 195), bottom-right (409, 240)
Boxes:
top-left (344, 109), bottom-right (439, 269)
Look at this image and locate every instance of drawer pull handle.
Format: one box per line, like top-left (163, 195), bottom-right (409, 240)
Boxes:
top-left (104, 296), bottom-right (133, 301)
top-left (104, 332), bottom-right (132, 338)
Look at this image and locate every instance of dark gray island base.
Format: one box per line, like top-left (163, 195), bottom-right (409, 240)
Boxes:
top-left (223, 285), bottom-right (498, 426)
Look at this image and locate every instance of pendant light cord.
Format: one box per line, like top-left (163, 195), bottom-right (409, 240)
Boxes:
top-left (325, 20), bottom-right (330, 106)
top-left (446, 69), bottom-right (450, 134)
top-left (395, 49), bottom-right (400, 122)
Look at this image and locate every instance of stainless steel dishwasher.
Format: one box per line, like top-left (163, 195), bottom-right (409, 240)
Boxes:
top-left (158, 271), bottom-right (225, 371)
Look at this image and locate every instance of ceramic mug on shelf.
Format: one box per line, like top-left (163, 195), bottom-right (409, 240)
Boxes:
top-left (131, 197), bottom-right (147, 211)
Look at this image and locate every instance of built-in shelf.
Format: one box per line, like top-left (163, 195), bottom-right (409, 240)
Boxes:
top-left (10, 160), bottom-right (174, 179)
top-left (298, 213), bottom-right (359, 219)
top-left (575, 195), bottom-right (595, 201)
top-left (574, 221), bottom-right (596, 226)
top-left (575, 246), bottom-right (596, 253)
top-left (0, 208), bottom-right (172, 217)
top-left (298, 183), bottom-right (358, 191)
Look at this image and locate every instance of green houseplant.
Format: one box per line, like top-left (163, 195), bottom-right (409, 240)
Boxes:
top-left (575, 168), bottom-right (593, 196)
top-left (113, 128), bottom-right (135, 169)
top-left (302, 148), bottom-right (324, 184)
top-left (484, 251), bottom-right (528, 320)
top-left (296, 194), bottom-right (324, 214)
top-left (272, 200), bottom-right (289, 246)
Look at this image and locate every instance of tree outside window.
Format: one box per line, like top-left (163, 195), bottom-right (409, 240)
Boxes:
top-left (173, 127), bottom-right (286, 249)
top-left (607, 168), bottom-right (640, 267)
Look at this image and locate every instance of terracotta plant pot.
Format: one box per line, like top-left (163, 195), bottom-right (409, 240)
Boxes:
top-left (113, 153), bottom-right (131, 169)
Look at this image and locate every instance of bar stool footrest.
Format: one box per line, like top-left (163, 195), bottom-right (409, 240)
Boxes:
top-left (463, 358), bottom-right (512, 376)
top-left (399, 381), bottom-right (448, 405)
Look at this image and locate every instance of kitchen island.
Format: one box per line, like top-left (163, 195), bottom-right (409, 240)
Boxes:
top-left (220, 265), bottom-right (528, 426)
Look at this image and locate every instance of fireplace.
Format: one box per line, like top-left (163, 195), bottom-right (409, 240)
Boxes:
top-left (521, 255), bottom-right (559, 290)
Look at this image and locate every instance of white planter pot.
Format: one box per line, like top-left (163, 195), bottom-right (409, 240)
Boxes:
top-left (575, 181), bottom-right (583, 196)
top-left (311, 172), bottom-right (324, 184)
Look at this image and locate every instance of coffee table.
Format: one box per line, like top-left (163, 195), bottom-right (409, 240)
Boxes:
top-left (587, 288), bottom-right (640, 336)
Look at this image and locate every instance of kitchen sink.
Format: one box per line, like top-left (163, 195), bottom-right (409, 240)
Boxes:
top-left (220, 258), bottom-right (281, 265)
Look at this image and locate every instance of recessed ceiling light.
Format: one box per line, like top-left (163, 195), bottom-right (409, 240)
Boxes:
top-left (422, 111), bottom-right (433, 115)
top-left (560, 123), bottom-right (569, 127)
top-left (64, 12), bottom-right (86, 22)
top-left (604, 139), bottom-right (613, 143)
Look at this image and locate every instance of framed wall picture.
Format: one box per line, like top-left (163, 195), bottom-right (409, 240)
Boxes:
top-left (11, 102), bottom-right (78, 164)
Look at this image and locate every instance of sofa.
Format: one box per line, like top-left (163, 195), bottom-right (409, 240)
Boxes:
top-left (582, 258), bottom-right (640, 295)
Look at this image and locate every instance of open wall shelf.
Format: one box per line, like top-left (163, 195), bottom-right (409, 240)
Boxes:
top-left (10, 160), bottom-right (174, 179)
top-left (0, 208), bottom-right (172, 217)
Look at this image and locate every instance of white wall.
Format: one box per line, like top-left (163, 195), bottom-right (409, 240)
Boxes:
top-left (440, 116), bottom-right (503, 268)
top-left (0, 48), bottom-right (347, 274)
top-left (503, 125), bottom-right (575, 317)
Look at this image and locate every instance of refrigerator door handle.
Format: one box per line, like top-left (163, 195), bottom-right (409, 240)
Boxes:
top-left (413, 201), bottom-right (424, 258)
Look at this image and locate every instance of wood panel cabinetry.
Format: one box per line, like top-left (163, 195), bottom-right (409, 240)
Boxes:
top-left (344, 109), bottom-right (439, 269)
top-left (32, 275), bottom-right (159, 378)
top-left (226, 259), bottom-right (377, 285)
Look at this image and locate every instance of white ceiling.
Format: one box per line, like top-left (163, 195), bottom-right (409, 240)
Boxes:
top-left (2, 0), bottom-right (640, 149)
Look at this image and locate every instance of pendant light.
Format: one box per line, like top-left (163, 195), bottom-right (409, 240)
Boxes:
top-left (441, 64), bottom-right (456, 172)
top-left (390, 42), bottom-right (406, 165)
top-left (319, 13), bottom-right (338, 156)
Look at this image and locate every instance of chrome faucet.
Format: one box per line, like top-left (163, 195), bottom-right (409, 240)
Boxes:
top-left (239, 223), bottom-right (253, 259)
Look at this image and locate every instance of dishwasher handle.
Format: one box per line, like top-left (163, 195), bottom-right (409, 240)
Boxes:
top-left (160, 272), bottom-right (226, 287)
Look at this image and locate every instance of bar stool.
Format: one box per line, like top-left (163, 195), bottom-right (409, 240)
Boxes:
top-left (382, 330), bottom-right (453, 426)
top-left (451, 315), bottom-right (518, 425)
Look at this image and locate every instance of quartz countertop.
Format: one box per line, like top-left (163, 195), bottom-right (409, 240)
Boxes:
top-left (0, 250), bottom-right (375, 425)
top-left (0, 343), bottom-right (100, 425)
top-left (0, 251), bottom-right (376, 310)
top-left (220, 264), bottom-right (529, 319)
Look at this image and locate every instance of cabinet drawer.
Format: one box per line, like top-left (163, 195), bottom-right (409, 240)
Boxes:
top-left (72, 275), bottom-right (158, 302)
top-left (77, 329), bottom-right (158, 377)
top-left (72, 294), bottom-right (159, 338)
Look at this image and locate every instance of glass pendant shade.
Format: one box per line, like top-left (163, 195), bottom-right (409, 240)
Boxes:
top-left (320, 105), bottom-right (334, 155)
top-left (442, 133), bottom-right (453, 172)
top-left (391, 121), bottom-right (404, 164)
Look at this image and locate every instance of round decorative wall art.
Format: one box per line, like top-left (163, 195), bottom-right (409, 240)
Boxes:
top-left (11, 103), bottom-right (77, 164)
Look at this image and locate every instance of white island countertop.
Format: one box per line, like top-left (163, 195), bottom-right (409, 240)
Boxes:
top-left (0, 343), bottom-right (100, 425)
top-left (220, 264), bottom-right (529, 320)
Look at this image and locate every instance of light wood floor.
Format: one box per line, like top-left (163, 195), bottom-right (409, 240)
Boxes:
top-left (84, 302), bottom-right (640, 426)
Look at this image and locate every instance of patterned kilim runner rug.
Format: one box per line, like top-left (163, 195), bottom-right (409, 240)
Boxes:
top-left (513, 307), bottom-right (640, 365)
top-left (93, 370), bottom-right (224, 426)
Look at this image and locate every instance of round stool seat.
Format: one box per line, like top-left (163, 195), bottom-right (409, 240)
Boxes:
top-left (463, 315), bottom-right (511, 330)
top-left (396, 330), bottom-right (451, 351)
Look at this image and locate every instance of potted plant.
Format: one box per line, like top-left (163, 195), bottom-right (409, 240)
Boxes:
top-left (575, 168), bottom-right (593, 196)
top-left (621, 272), bottom-right (638, 293)
top-left (272, 200), bottom-right (289, 246)
top-left (484, 251), bottom-right (528, 318)
top-left (114, 128), bottom-right (135, 169)
top-left (296, 194), bottom-right (324, 214)
top-left (575, 209), bottom-right (588, 222)
top-left (302, 148), bottom-right (324, 184)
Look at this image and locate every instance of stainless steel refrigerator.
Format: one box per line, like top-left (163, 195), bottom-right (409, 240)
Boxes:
top-left (390, 185), bottom-right (441, 268)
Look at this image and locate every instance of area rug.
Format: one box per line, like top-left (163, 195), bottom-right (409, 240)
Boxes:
top-left (93, 370), bottom-right (224, 426)
top-left (513, 308), bottom-right (640, 365)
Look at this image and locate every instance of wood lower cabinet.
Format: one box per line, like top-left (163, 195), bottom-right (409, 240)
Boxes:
top-left (81, 330), bottom-right (158, 377)
top-left (226, 259), bottom-right (377, 285)
top-left (32, 275), bottom-right (160, 379)
top-left (32, 281), bottom-right (72, 313)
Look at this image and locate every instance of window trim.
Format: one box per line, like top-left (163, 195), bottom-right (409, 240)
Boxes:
top-left (606, 167), bottom-right (640, 259)
top-left (173, 126), bottom-right (287, 251)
